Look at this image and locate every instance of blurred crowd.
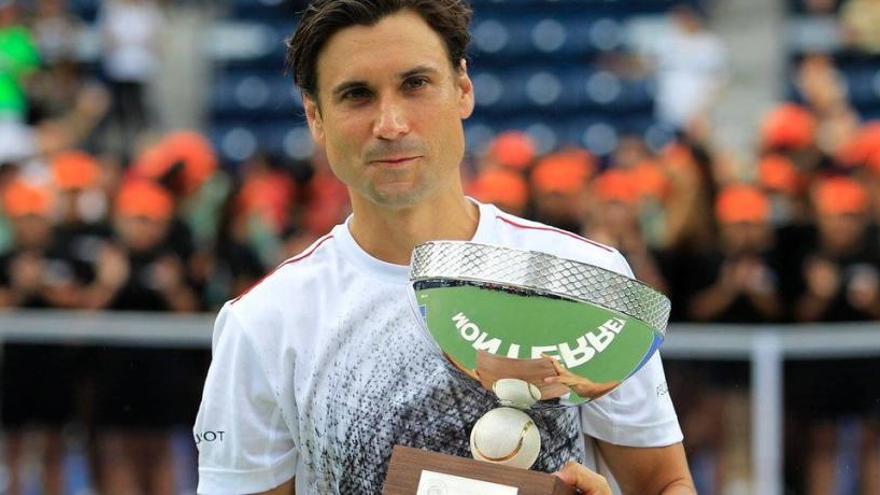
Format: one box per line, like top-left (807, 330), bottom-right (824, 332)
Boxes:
top-left (0, 0), bottom-right (879, 494)
top-left (797, 0), bottom-right (880, 54)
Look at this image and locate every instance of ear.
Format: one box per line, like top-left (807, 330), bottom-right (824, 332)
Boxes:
top-left (303, 93), bottom-right (326, 147)
top-left (456, 59), bottom-right (475, 120)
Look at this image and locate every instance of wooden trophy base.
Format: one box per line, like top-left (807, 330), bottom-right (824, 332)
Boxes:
top-left (383, 445), bottom-right (576, 495)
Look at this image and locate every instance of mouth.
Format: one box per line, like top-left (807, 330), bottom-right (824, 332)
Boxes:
top-left (370, 156), bottom-right (422, 167)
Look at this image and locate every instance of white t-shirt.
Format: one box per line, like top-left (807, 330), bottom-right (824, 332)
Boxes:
top-left (653, 28), bottom-right (727, 128)
top-left (99, 0), bottom-right (162, 82)
top-left (194, 201), bottom-right (682, 494)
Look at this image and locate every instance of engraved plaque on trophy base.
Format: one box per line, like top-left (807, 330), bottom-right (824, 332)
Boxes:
top-left (382, 446), bottom-right (576, 495)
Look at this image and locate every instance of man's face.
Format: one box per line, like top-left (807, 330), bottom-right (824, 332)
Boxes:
top-left (818, 213), bottom-right (866, 254)
top-left (12, 216), bottom-right (52, 250)
top-left (115, 216), bottom-right (170, 252)
top-left (303, 10), bottom-right (475, 209)
top-left (720, 222), bottom-right (771, 256)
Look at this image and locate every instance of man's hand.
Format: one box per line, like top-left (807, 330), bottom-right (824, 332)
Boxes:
top-left (553, 461), bottom-right (612, 494)
top-left (543, 355), bottom-right (620, 400)
top-left (96, 244), bottom-right (130, 290)
top-left (804, 257), bottom-right (839, 300)
top-left (10, 252), bottom-right (45, 293)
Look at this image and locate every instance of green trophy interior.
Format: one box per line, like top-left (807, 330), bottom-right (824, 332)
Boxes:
top-left (415, 282), bottom-right (660, 405)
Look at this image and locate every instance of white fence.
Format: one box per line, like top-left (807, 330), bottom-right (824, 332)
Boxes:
top-left (2, 310), bottom-right (880, 495)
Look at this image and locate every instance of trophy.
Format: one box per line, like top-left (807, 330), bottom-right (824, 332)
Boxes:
top-left (383, 241), bottom-right (671, 495)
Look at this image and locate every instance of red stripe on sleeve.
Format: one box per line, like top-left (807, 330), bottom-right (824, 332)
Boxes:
top-left (495, 215), bottom-right (614, 253)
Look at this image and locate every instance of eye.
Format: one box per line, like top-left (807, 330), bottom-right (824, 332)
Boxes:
top-left (341, 87), bottom-right (371, 101)
top-left (404, 76), bottom-right (429, 90)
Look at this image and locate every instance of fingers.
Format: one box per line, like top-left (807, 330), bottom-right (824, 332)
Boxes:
top-left (541, 353), bottom-right (565, 374)
top-left (553, 461), bottom-right (612, 495)
top-left (543, 375), bottom-right (574, 386)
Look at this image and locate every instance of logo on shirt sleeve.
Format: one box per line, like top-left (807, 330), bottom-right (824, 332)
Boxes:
top-left (194, 430), bottom-right (226, 445)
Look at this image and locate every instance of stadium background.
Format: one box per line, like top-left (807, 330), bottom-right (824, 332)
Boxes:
top-left (1, 0), bottom-right (880, 493)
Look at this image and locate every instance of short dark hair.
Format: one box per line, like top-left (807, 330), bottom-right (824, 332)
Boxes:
top-left (287, 0), bottom-right (473, 99)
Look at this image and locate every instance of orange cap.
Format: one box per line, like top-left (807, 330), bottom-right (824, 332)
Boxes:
top-left (715, 185), bottom-right (770, 224)
top-left (115, 180), bottom-right (174, 220)
top-left (592, 170), bottom-right (639, 204)
top-left (837, 123), bottom-right (880, 169)
top-left (2, 181), bottom-right (54, 218)
top-left (237, 174), bottom-right (297, 232)
top-left (133, 131), bottom-right (217, 194)
top-left (761, 104), bottom-right (817, 151)
top-left (51, 150), bottom-right (101, 190)
top-left (487, 131), bottom-right (536, 170)
top-left (868, 149), bottom-right (880, 174)
top-left (758, 154), bottom-right (801, 195)
top-left (531, 152), bottom-right (592, 195)
top-left (812, 176), bottom-right (868, 216)
top-left (468, 168), bottom-right (529, 211)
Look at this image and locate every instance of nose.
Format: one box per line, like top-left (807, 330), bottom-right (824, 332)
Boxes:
top-left (372, 97), bottom-right (410, 140)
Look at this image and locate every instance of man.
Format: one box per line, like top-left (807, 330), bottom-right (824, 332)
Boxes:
top-left (0, 180), bottom-right (74, 495)
top-left (788, 176), bottom-right (880, 495)
top-left (194, 1), bottom-right (694, 494)
top-left (87, 179), bottom-right (199, 495)
top-left (687, 185), bottom-right (784, 323)
top-left (529, 150), bottom-right (593, 234)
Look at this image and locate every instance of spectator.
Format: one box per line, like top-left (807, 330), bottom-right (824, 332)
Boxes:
top-left (0, 0), bottom-right (40, 121)
top-left (650, 141), bottom-right (716, 323)
top-left (795, 177), bottom-right (880, 321)
top-left (468, 167), bottom-right (529, 216)
top-left (26, 58), bottom-right (111, 148)
top-left (233, 152), bottom-right (298, 266)
top-left (761, 103), bottom-right (830, 181)
top-left (607, 136), bottom-right (671, 248)
top-left (583, 169), bottom-right (668, 292)
top-left (49, 150), bottom-right (112, 300)
top-left (203, 185), bottom-right (266, 307)
top-left (132, 131), bottom-right (230, 300)
top-left (650, 4), bottom-right (728, 134)
top-left (482, 130), bottom-right (536, 172)
top-left (81, 179), bottom-right (196, 312)
top-left (761, 103), bottom-right (818, 155)
top-left (86, 179), bottom-right (197, 495)
top-left (300, 149), bottom-right (350, 239)
top-left (528, 150), bottom-right (593, 233)
top-left (793, 55), bottom-right (862, 162)
top-left (837, 121), bottom-right (880, 170)
top-left (795, 55), bottom-right (848, 116)
top-left (840, 0), bottom-right (880, 53)
top-left (789, 176), bottom-right (880, 495)
top-left (0, 181), bottom-right (78, 495)
top-left (757, 154), bottom-right (810, 225)
top-left (687, 185), bottom-right (784, 323)
top-left (658, 140), bottom-right (717, 253)
top-left (98, 0), bottom-right (163, 155)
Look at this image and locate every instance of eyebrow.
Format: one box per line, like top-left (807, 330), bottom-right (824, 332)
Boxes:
top-left (330, 65), bottom-right (441, 99)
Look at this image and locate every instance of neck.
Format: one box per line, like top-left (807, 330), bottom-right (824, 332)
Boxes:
top-left (348, 190), bottom-right (479, 266)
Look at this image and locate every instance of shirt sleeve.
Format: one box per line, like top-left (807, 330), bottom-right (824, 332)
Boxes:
top-left (194, 303), bottom-right (298, 494)
top-left (580, 251), bottom-right (683, 447)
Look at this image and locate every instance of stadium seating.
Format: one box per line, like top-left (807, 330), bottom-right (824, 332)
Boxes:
top-left (205, 0), bottom-right (695, 164)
